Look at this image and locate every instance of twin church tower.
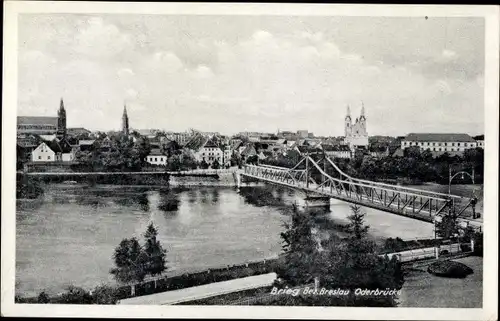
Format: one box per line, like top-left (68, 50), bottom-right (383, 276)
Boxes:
top-left (344, 102), bottom-right (369, 148)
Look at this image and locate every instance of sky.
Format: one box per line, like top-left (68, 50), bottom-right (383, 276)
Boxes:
top-left (18, 14), bottom-right (485, 136)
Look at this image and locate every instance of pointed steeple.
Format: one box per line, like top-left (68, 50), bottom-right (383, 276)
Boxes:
top-left (346, 105), bottom-right (351, 119)
top-left (360, 101), bottom-right (365, 119)
top-left (57, 97), bottom-right (67, 139)
top-left (122, 103), bottom-right (129, 136)
top-left (59, 97), bottom-right (65, 111)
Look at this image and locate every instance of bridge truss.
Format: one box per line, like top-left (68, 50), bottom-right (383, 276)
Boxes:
top-left (242, 154), bottom-right (477, 223)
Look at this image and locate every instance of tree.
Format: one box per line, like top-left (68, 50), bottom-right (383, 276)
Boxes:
top-left (278, 209), bottom-right (322, 286)
top-left (133, 136), bottom-right (151, 165)
top-left (435, 211), bottom-right (460, 240)
top-left (403, 146), bottom-right (421, 159)
top-left (59, 285), bottom-right (93, 304)
top-left (110, 238), bottom-right (148, 284)
top-left (166, 154), bottom-right (183, 171)
top-left (231, 151), bottom-right (242, 167)
top-left (92, 284), bottom-right (118, 304)
top-left (37, 291), bottom-right (50, 303)
top-left (346, 205), bottom-right (369, 240)
top-left (246, 155), bottom-right (259, 165)
top-left (199, 159), bottom-right (209, 169)
top-left (211, 159), bottom-right (221, 169)
top-left (181, 149), bottom-right (198, 170)
top-left (143, 223), bottom-right (168, 277)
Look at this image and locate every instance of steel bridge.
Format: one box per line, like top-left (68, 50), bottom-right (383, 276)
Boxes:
top-left (241, 154), bottom-right (478, 224)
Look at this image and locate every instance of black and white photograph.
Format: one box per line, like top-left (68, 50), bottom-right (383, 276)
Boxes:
top-left (2, 2), bottom-right (498, 319)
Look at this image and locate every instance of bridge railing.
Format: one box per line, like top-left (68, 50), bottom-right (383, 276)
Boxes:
top-left (322, 157), bottom-right (465, 201)
top-left (243, 160), bottom-right (476, 219)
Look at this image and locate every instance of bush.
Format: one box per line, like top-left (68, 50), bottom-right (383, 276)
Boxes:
top-left (427, 260), bottom-right (473, 278)
top-left (58, 285), bottom-right (93, 304)
top-left (92, 284), bottom-right (118, 304)
top-left (37, 291), bottom-right (50, 303)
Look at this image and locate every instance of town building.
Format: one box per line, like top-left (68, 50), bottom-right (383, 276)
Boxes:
top-left (184, 133), bottom-right (224, 167)
top-left (145, 148), bottom-right (168, 166)
top-left (77, 140), bottom-right (97, 152)
top-left (322, 144), bottom-right (352, 159)
top-left (17, 116), bottom-right (58, 135)
top-left (473, 135), bottom-right (484, 149)
top-left (31, 139), bottom-right (74, 162)
top-left (67, 127), bottom-right (91, 137)
top-left (401, 133), bottom-right (478, 155)
top-left (297, 130), bottom-right (309, 139)
top-left (344, 103), bottom-right (369, 149)
top-left (165, 131), bottom-right (192, 146)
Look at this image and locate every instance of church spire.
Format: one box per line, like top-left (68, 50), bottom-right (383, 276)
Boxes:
top-left (57, 98), bottom-right (67, 139)
top-left (360, 101), bottom-right (366, 120)
top-left (122, 103), bottom-right (129, 136)
top-left (346, 105), bottom-right (351, 119)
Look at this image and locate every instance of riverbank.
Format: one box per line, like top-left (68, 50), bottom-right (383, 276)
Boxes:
top-left (15, 257), bottom-right (279, 304)
top-left (19, 170), bottom-right (241, 187)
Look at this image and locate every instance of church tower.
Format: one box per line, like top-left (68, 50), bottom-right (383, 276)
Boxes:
top-left (345, 105), bottom-right (352, 137)
top-left (359, 101), bottom-right (367, 135)
top-left (56, 98), bottom-right (67, 139)
top-left (122, 104), bottom-right (129, 136)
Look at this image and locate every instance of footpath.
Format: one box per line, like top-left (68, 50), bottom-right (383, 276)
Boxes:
top-left (118, 272), bottom-right (277, 305)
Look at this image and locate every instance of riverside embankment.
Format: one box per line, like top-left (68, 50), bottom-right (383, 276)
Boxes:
top-left (19, 169), bottom-right (247, 187)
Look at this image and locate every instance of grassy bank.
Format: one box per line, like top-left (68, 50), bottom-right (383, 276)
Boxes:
top-left (15, 258), bottom-right (279, 304)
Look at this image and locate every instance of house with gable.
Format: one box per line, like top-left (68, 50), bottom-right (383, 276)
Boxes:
top-left (31, 138), bottom-right (74, 162)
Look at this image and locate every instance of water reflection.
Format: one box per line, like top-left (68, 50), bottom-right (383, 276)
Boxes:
top-left (199, 189), bottom-right (209, 204)
top-left (187, 189), bottom-right (198, 204)
top-left (113, 193), bottom-right (149, 210)
top-left (239, 186), bottom-right (288, 207)
top-left (211, 188), bottom-right (219, 204)
top-left (158, 190), bottom-right (180, 212)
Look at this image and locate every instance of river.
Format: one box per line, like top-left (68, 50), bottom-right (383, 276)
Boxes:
top-left (16, 183), bottom-right (443, 297)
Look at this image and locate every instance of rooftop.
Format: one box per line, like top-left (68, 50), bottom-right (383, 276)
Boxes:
top-left (404, 133), bottom-right (475, 143)
top-left (17, 116), bottom-right (58, 126)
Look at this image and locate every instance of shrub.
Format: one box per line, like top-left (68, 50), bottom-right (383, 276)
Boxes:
top-left (37, 291), bottom-right (50, 303)
top-left (58, 285), bottom-right (93, 304)
top-left (92, 284), bottom-right (118, 304)
top-left (427, 260), bottom-right (473, 278)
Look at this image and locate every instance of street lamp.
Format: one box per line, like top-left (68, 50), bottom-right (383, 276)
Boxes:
top-left (448, 166), bottom-right (475, 196)
top-left (448, 165), bottom-right (477, 219)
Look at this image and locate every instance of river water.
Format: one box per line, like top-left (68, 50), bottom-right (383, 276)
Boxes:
top-left (16, 183), bottom-right (437, 297)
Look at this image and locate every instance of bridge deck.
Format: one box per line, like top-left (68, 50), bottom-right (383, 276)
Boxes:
top-left (242, 157), bottom-right (481, 229)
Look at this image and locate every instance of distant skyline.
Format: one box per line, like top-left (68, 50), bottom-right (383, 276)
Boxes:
top-left (18, 14), bottom-right (485, 136)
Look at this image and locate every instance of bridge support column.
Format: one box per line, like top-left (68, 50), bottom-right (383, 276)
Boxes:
top-left (233, 171), bottom-right (241, 188)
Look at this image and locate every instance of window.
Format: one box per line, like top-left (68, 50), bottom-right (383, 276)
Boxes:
top-left (445, 142), bottom-right (448, 146)
top-left (452, 143), bottom-right (455, 146)
top-left (439, 143), bottom-right (442, 146)
top-left (458, 143), bottom-right (461, 146)
top-left (155, 157), bottom-right (157, 162)
top-left (38, 156), bottom-right (42, 160)
top-left (48, 156), bottom-right (51, 160)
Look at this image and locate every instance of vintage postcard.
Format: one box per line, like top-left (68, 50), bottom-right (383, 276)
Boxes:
top-left (2, 2), bottom-right (499, 320)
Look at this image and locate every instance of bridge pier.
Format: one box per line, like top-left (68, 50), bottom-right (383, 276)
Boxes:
top-left (295, 196), bottom-right (331, 212)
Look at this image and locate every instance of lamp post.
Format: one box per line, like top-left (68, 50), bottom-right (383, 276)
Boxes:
top-left (448, 165), bottom-right (477, 219)
top-left (448, 166), bottom-right (475, 196)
